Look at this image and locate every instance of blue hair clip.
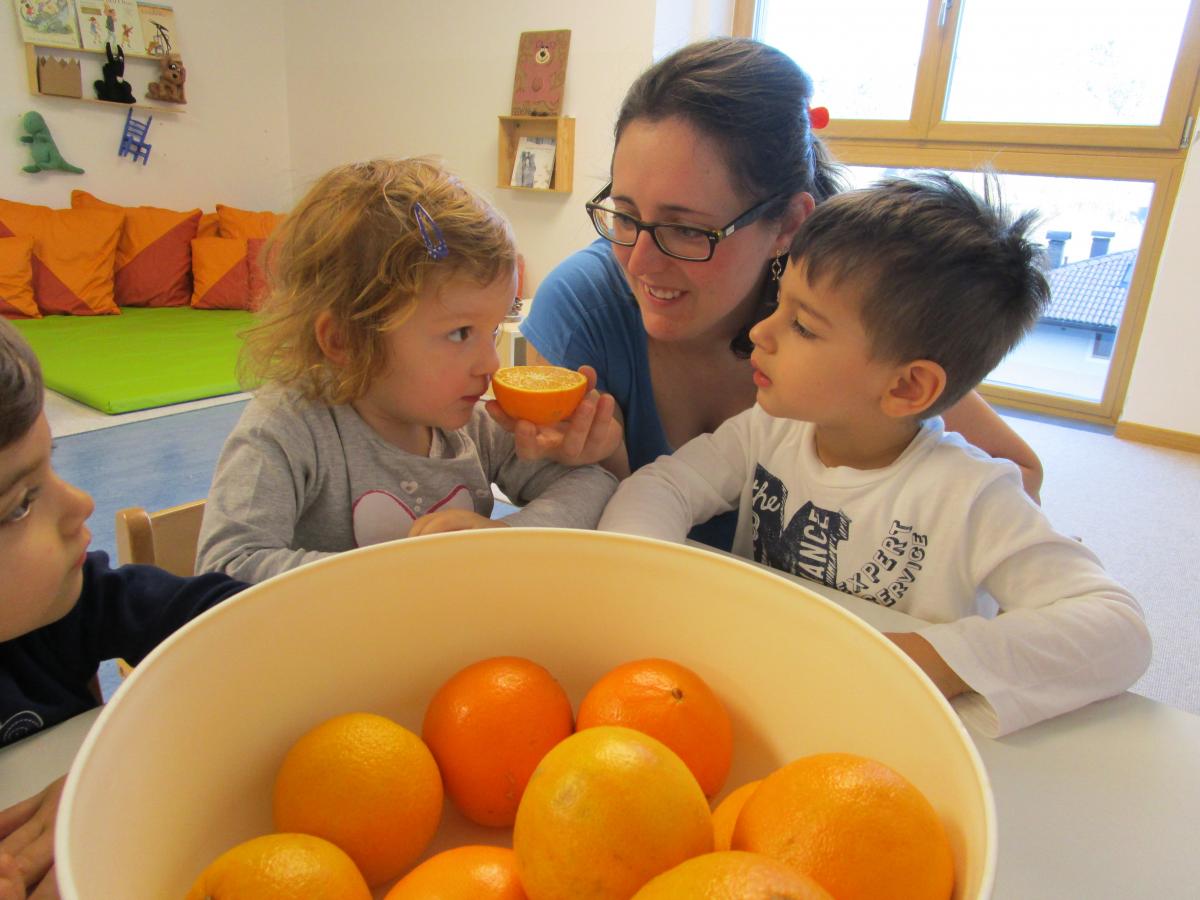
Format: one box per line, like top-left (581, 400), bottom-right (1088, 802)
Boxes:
top-left (413, 201), bottom-right (449, 260)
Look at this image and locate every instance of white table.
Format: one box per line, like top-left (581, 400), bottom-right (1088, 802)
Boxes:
top-left (3, 580), bottom-right (1199, 898)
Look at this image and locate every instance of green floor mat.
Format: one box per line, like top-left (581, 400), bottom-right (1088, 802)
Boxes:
top-left (11, 307), bottom-right (255, 414)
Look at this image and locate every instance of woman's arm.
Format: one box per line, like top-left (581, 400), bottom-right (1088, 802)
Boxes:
top-left (941, 391), bottom-right (1043, 501)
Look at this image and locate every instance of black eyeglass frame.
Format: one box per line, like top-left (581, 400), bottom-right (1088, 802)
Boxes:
top-left (584, 182), bottom-right (786, 262)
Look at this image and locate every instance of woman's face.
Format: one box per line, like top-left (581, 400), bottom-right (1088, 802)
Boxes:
top-left (609, 116), bottom-right (802, 346)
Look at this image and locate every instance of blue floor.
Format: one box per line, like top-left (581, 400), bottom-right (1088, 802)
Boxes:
top-left (53, 401), bottom-right (249, 698)
top-left (54, 401), bottom-right (251, 561)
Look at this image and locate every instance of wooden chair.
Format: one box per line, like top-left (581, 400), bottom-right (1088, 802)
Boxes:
top-left (112, 499), bottom-right (206, 679)
top-left (114, 499), bottom-right (206, 576)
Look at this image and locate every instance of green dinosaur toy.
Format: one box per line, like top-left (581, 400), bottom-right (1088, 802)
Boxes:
top-left (20, 111), bottom-right (84, 174)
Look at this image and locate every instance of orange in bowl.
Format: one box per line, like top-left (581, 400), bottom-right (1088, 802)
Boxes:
top-left (491, 365), bottom-right (588, 425)
top-left (185, 833), bottom-right (371, 900)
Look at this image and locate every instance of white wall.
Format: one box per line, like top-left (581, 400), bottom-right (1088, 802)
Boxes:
top-left (2, 0), bottom-right (292, 211)
top-left (281, 0), bottom-right (655, 293)
top-left (5, 0), bottom-right (1195, 437)
top-left (1121, 144), bottom-right (1200, 436)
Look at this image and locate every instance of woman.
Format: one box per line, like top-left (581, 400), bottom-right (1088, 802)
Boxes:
top-left (503, 37), bottom-right (1042, 546)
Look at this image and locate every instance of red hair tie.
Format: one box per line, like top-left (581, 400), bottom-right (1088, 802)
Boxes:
top-left (809, 106), bottom-right (830, 130)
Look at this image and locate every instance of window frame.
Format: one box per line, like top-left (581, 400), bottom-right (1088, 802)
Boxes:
top-left (734, 0), bottom-right (1200, 424)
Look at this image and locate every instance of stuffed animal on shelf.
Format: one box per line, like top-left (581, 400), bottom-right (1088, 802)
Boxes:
top-left (94, 43), bottom-right (135, 104)
top-left (145, 53), bottom-right (186, 104)
top-left (19, 111), bottom-right (84, 174)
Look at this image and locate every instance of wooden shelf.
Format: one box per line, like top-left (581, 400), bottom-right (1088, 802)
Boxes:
top-left (23, 43), bottom-right (186, 114)
top-left (497, 115), bottom-right (575, 194)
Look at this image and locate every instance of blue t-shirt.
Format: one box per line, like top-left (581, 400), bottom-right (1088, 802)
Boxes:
top-left (521, 239), bottom-right (736, 549)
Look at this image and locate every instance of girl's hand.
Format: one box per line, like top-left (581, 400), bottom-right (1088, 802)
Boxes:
top-left (409, 509), bottom-right (509, 538)
top-left (0, 776), bottom-right (64, 899)
top-left (486, 365), bottom-right (623, 467)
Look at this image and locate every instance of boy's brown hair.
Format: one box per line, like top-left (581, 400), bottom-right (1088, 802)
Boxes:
top-left (0, 319), bottom-right (43, 451)
top-left (242, 157), bottom-right (517, 405)
top-left (789, 171), bottom-right (1050, 417)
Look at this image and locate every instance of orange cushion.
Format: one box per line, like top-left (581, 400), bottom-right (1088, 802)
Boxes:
top-left (0, 200), bottom-right (122, 316)
top-left (191, 237), bottom-right (251, 310)
top-left (0, 236), bottom-right (39, 319)
top-left (216, 204), bottom-right (285, 240)
top-left (197, 212), bottom-right (219, 238)
top-left (71, 191), bottom-right (201, 308)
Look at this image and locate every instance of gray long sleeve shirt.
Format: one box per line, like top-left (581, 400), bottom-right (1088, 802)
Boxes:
top-left (196, 390), bottom-right (617, 582)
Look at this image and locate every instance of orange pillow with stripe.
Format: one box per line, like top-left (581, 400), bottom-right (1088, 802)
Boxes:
top-left (0, 236), bottom-right (39, 319)
top-left (198, 212), bottom-right (219, 238)
top-left (71, 191), bottom-right (201, 308)
top-left (191, 237), bottom-right (251, 310)
top-left (216, 204), bottom-right (285, 240)
top-left (0, 199), bottom-right (122, 316)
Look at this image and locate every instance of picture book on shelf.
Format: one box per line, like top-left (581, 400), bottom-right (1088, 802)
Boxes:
top-left (76, 0), bottom-right (142, 53)
top-left (511, 29), bottom-right (570, 116)
top-left (136, 1), bottom-right (177, 56)
top-left (13, 0), bottom-right (82, 49)
top-left (510, 136), bottom-right (556, 190)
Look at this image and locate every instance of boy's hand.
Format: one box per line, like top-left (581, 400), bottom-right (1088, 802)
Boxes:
top-left (0, 776), bottom-right (64, 899)
top-left (486, 366), bottom-right (623, 467)
top-left (408, 509), bottom-right (509, 538)
top-left (0, 853), bottom-right (27, 900)
top-left (885, 632), bottom-right (971, 700)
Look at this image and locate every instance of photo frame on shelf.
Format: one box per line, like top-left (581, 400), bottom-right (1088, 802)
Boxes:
top-left (13, 0), bottom-right (82, 48)
top-left (136, 1), bottom-right (177, 56)
top-left (510, 29), bottom-right (570, 116)
top-left (510, 136), bottom-right (556, 190)
top-left (77, 0), bottom-right (142, 54)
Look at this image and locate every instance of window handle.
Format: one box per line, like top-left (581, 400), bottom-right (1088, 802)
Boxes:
top-left (938, 0), bottom-right (954, 28)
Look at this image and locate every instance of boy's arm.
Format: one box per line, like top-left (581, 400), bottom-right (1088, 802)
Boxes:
top-left (78, 554), bottom-right (247, 666)
top-left (915, 476), bottom-right (1150, 737)
top-left (598, 411), bottom-right (757, 543)
top-left (195, 406), bottom-right (336, 582)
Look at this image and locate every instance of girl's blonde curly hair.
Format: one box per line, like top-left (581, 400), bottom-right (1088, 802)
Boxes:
top-left (241, 157), bottom-right (516, 405)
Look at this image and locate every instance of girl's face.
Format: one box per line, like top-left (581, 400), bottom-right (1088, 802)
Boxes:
top-left (0, 413), bottom-right (94, 642)
top-left (608, 116), bottom-right (803, 346)
top-left (352, 270), bottom-right (516, 450)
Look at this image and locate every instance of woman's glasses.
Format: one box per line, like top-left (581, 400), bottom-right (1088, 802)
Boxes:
top-left (585, 182), bottom-right (784, 262)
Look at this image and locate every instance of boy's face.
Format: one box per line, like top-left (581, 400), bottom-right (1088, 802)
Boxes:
top-left (0, 412), bottom-right (94, 642)
top-left (352, 270), bottom-right (516, 449)
top-left (749, 260), bottom-right (899, 426)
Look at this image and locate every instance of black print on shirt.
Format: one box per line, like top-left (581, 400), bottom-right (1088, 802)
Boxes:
top-left (750, 465), bottom-right (849, 587)
top-left (750, 464), bottom-right (929, 607)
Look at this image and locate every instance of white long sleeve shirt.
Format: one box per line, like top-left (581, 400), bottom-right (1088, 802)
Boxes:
top-left (599, 407), bottom-right (1151, 737)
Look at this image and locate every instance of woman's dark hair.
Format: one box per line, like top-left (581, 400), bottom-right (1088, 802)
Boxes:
top-left (0, 318), bottom-right (44, 450)
top-left (615, 37), bottom-right (846, 356)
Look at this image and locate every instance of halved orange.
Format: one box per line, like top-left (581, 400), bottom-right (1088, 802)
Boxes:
top-left (491, 366), bottom-right (588, 425)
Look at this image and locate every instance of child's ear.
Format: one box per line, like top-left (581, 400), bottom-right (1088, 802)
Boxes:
top-left (880, 359), bottom-right (946, 419)
top-left (314, 311), bottom-right (348, 367)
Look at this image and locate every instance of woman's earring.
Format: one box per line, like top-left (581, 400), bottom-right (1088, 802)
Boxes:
top-left (770, 255), bottom-right (785, 282)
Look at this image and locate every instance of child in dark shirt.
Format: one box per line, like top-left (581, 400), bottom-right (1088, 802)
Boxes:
top-left (0, 319), bottom-right (247, 898)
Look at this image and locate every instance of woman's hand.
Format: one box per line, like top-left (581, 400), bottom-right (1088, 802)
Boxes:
top-left (0, 776), bottom-right (64, 899)
top-left (408, 509), bottom-right (509, 538)
top-left (486, 365), bottom-right (624, 467)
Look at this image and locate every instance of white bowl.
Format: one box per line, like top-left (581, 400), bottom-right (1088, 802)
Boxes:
top-left (57, 529), bottom-right (994, 898)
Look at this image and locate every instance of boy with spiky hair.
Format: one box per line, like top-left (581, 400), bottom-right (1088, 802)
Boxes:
top-left (601, 172), bottom-right (1151, 737)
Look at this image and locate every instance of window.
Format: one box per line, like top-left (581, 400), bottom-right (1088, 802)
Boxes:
top-left (739, 0), bottom-right (1200, 423)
